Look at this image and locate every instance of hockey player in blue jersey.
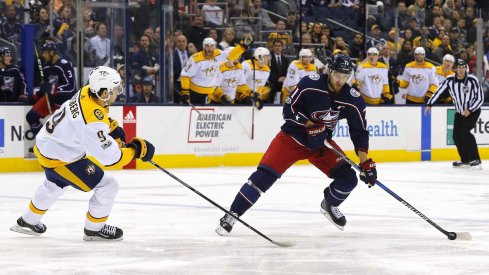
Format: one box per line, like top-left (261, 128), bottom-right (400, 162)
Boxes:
top-left (216, 54), bottom-right (378, 234)
top-left (0, 47), bottom-right (27, 102)
top-left (26, 42), bottom-right (76, 136)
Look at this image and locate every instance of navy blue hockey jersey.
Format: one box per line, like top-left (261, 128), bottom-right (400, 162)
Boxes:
top-left (0, 65), bottom-right (26, 102)
top-left (281, 73), bottom-right (369, 152)
top-left (43, 57), bottom-right (76, 94)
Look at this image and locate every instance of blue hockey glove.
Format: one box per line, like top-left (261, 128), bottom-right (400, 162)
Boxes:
top-left (127, 137), bottom-right (155, 162)
top-left (359, 158), bottom-right (377, 187)
top-left (306, 123), bottom-right (332, 150)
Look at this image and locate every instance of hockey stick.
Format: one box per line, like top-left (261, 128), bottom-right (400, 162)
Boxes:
top-left (251, 59), bottom-right (256, 140)
top-left (188, 102), bottom-right (202, 115)
top-left (323, 140), bottom-right (472, 241)
top-left (34, 44), bottom-right (52, 114)
top-left (149, 161), bottom-right (296, 247)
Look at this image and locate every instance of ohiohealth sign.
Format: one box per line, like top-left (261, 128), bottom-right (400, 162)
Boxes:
top-left (446, 108), bottom-right (489, 145)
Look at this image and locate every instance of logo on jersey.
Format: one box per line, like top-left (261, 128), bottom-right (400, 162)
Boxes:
top-left (311, 109), bottom-right (340, 128)
top-left (98, 70), bottom-right (110, 77)
top-left (184, 62), bottom-right (192, 72)
top-left (202, 65), bottom-right (218, 77)
top-left (85, 163), bottom-right (96, 175)
top-left (350, 88), bottom-right (361, 97)
top-left (410, 74), bottom-right (427, 84)
top-left (308, 74), bottom-right (320, 80)
top-left (368, 74), bottom-right (382, 85)
top-left (224, 77), bottom-right (239, 88)
top-left (94, 109), bottom-right (104, 120)
top-left (48, 75), bottom-right (59, 85)
top-left (1, 76), bottom-right (14, 91)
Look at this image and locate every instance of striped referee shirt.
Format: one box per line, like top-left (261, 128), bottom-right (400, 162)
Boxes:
top-left (427, 74), bottom-right (484, 113)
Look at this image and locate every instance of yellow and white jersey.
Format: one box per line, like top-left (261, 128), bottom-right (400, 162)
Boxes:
top-left (35, 86), bottom-right (135, 168)
top-left (241, 59), bottom-right (271, 96)
top-left (180, 46), bottom-right (245, 95)
top-left (282, 60), bottom-right (317, 92)
top-left (398, 61), bottom-right (439, 103)
top-left (217, 62), bottom-right (249, 99)
top-left (355, 61), bottom-right (389, 104)
top-left (435, 65), bottom-right (454, 84)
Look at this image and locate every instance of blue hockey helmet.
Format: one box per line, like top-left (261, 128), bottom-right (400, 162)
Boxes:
top-left (327, 54), bottom-right (353, 74)
top-left (0, 47), bottom-right (12, 56)
top-left (41, 42), bottom-right (57, 52)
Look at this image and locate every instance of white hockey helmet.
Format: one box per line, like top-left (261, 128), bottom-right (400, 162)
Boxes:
top-left (89, 66), bottom-right (123, 103)
top-left (253, 47), bottom-right (270, 62)
top-left (414, 47), bottom-right (426, 55)
top-left (203, 37), bottom-right (216, 47)
top-left (299, 48), bottom-right (313, 58)
top-left (443, 54), bottom-right (455, 63)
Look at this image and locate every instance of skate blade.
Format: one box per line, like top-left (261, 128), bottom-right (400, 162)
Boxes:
top-left (320, 208), bottom-right (345, 231)
top-left (470, 165), bottom-right (482, 170)
top-left (83, 235), bottom-right (124, 241)
top-left (10, 224), bottom-right (42, 236)
top-left (215, 226), bottom-right (229, 236)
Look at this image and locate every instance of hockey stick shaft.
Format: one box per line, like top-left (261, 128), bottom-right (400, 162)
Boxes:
top-left (149, 161), bottom-right (296, 247)
top-left (324, 140), bottom-right (471, 241)
top-left (188, 102), bottom-right (202, 115)
top-left (34, 44), bottom-right (52, 114)
top-left (251, 59), bottom-right (255, 140)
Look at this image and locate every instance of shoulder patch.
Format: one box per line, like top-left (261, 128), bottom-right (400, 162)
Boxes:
top-left (61, 59), bottom-right (68, 64)
top-left (350, 88), bottom-right (361, 97)
top-left (94, 109), bottom-right (104, 120)
top-left (308, 74), bottom-right (320, 80)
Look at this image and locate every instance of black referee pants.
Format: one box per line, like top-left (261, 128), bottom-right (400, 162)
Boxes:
top-left (453, 109), bottom-right (481, 162)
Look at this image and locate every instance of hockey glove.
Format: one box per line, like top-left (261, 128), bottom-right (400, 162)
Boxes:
top-left (239, 33), bottom-right (254, 49)
top-left (108, 118), bottom-right (126, 148)
top-left (127, 137), bottom-right (155, 162)
top-left (180, 91), bottom-right (190, 104)
top-left (306, 123), bottom-right (332, 150)
top-left (359, 158), bottom-right (377, 187)
top-left (220, 94), bottom-right (233, 105)
top-left (245, 93), bottom-right (264, 110)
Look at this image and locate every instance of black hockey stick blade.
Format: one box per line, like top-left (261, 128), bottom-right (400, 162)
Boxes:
top-left (149, 161), bottom-right (297, 247)
top-left (323, 140), bottom-right (472, 241)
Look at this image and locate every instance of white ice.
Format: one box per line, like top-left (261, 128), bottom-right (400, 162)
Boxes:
top-left (1, 161), bottom-right (488, 274)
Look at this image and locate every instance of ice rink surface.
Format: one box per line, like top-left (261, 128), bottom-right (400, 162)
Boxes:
top-left (1, 161), bottom-right (488, 274)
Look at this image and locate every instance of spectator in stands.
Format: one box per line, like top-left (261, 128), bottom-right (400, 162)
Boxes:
top-left (267, 19), bottom-right (292, 50)
top-left (378, 43), bottom-right (400, 96)
top-left (386, 28), bottom-right (402, 52)
top-left (397, 1), bottom-right (411, 30)
top-left (173, 34), bottom-right (190, 103)
top-left (432, 27), bottom-right (447, 49)
top-left (131, 34), bottom-right (160, 84)
top-left (449, 27), bottom-right (461, 51)
top-left (372, 1), bottom-right (393, 32)
top-left (334, 37), bottom-right (349, 53)
top-left (349, 33), bottom-right (365, 61)
top-left (188, 43), bottom-right (198, 55)
top-left (219, 28), bottom-right (236, 50)
top-left (113, 24), bottom-right (125, 68)
top-left (428, 15), bottom-right (443, 40)
top-left (1, 4), bottom-right (22, 46)
top-left (88, 23), bottom-right (111, 66)
top-left (454, 18), bottom-right (468, 48)
top-left (402, 28), bottom-right (415, 43)
top-left (443, 0), bottom-right (455, 18)
top-left (202, 0), bottom-right (224, 27)
top-left (232, 10), bottom-right (255, 41)
top-left (365, 25), bottom-right (386, 50)
top-left (131, 77), bottom-right (160, 103)
top-left (397, 40), bottom-right (415, 70)
top-left (249, 0), bottom-right (275, 30)
top-left (413, 26), bottom-right (435, 54)
top-left (268, 40), bottom-right (289, 104)
top-left (310, 22), bottom-right (323, 44)
top-left (442, 18), bottom-right (453, 34)
top-left (285, 11), bottom-right (299, 39)
top-left (0, 47), bottom-right (26, 102)
top-left (433, 34), bottom-right (454, 63)
top-left (208, 28), bottom-right (221, 49)
top-left (413, 0), bottom-right (427, 27)
top-left (186, 14), bottom-right (207, 51)
top-left (53, 5), bottom-right (73, 39)
top-left (82, 7), bottom-right (96, 39)
top-left (116, 64), bottom-right (128, 102)
top-left (143, 27), bottom-right (158, 55)
top-left (406, 16), bottom-right (421, 38)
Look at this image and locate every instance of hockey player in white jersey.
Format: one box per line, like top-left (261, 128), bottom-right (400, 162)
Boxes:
top-left (237, 47), bottom-right (271, 109)
top-left (10, 66), bottom-right (155, 241)
top-left (354, 47), bottom-right (392, 104)
top-left (281, 48), bottom-right (317, 103)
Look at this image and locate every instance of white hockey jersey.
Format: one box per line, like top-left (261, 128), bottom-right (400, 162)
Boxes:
top-left (398, 61), bottom-right (439, 103)
top-left (355, 61), bottom-right (389, 104)
top-left (215, 62), bottom-right (250, 100)
top-left (282, 60), bottom-right (317, 93)
top-left (241, 59), bottom-right (270, 100)
top-left (35, 86), bottom-right (135, 168)
top-left (180, 46), bottom-right (245, 95)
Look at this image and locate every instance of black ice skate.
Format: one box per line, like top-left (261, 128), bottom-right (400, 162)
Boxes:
top-left (83, 224), bottom-right (123, 241)
top-left (469, 160), bottom-right (482, 170)
top-left (452, 161), bottom-right (469, 168)
top-left (10, 217), bottom-right (47, 236)
top-left (320, 198), bottom-right (346, 231)
top-left (215, 212), bottom-right (238, 236)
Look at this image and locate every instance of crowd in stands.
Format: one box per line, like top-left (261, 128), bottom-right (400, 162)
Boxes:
top-left (0, 0), bottom-right (489, 105)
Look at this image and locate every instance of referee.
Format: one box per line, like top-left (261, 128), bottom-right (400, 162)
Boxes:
top-left (425, 59), bottom-right (485, 169)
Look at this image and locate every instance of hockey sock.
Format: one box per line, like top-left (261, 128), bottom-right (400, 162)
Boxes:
top-left (325, 165), bottom-right (358, 206)
top-left (230, 181), bottom-right (262, 216)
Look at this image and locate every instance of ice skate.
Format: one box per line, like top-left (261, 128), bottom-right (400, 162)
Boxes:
top-left (469, 160), bottom-right (482, 170)
top-left (320, 198), bottom-right (346, 231)
top-left (83, 224), bottom-right (123, 241)
top-left (452, 161), bottom-right (469, 168)
top-left (10, 217), bottom-right (46, 236)
top-left (215, 212), bottom-right (238, 236)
